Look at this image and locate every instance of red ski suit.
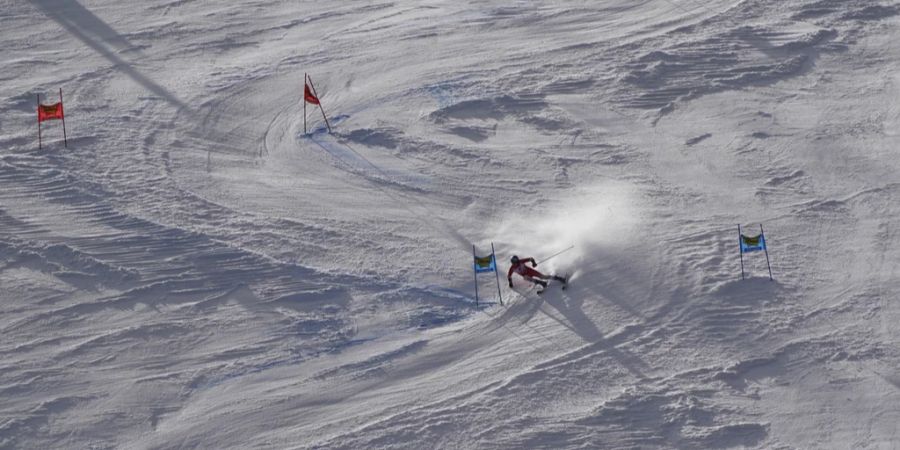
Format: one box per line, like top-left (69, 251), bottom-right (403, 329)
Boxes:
top-left (507, 257), bottom-right (546, 284)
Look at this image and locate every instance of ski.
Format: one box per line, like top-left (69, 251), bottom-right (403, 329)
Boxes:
top-left (536, 273), bottom-right (568, 294)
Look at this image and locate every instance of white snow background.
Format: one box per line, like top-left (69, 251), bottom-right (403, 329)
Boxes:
top-left (3, 0), bottom-right (900, 448)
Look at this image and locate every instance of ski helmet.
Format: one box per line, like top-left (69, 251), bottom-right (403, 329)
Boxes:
top-left (511, 255), bottom-right (520, 264)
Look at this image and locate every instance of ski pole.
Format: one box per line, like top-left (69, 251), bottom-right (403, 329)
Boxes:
top-left (537, 244), bottom-right (574, 264)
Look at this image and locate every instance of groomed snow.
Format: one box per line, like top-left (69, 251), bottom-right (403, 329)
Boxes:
top-left (3, 0), bottom-right (900, 448)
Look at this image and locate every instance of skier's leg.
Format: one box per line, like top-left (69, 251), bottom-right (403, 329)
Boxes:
top-left (525, 268), bottom-right (548, 280)
top-left (525, 276), bottom-right (547, 288)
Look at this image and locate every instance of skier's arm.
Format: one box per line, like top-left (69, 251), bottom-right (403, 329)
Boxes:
top-left (507, 266), bottom-right (515, 287)
top-left (525, 257), bottom-right (537, 267)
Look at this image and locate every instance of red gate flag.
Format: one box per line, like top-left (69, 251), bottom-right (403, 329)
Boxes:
top-left (37, 89), bottom-right (68, 149)
top-left (304, 83), bottom-right (320, 105)
top-left (38, 102), bottom-right (64, 122)
top-left (303, 74), bottom-right (331, 134)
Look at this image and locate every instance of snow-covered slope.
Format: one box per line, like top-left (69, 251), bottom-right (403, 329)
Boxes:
top-left (3, 0), bottom-right (900, 448)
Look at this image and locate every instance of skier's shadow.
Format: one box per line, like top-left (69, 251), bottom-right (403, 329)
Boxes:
top-left (503, 284), bottom-right (652, 380)
top-left (505, 281), bottom-right (602, 342)
top-left (537, 287), bottom-right (652, 380)
top-left (539, 290), bottom-right (602, 342)
top-left (28, 0), bottom-right (187, 110)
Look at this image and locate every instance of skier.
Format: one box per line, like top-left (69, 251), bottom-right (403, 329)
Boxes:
top-left (507, 255), bottom-right (567, 291)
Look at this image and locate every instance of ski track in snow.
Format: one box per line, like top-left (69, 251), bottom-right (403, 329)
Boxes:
top-left (3, 0), bottom-right (900, 448)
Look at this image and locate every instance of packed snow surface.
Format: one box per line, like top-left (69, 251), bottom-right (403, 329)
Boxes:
top-left (3, 0), bottom-right (900, 448)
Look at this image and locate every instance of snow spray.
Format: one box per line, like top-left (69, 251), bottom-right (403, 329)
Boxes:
top-left (496, 180), bottom-right (641, 273)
